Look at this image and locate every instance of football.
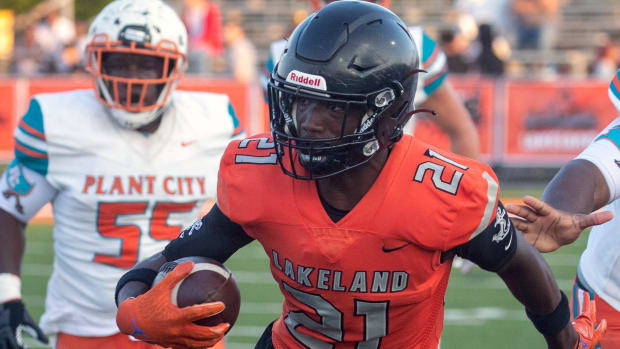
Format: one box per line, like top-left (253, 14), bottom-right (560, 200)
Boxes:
top-left (153, 256), bottom-right (241, 328)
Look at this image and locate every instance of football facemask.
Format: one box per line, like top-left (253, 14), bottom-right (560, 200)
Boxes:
top-left (85, 0), bottom-right (188, 129)
top-left (269, 77), bottom-right (415, 179)
top-left (86, 35), bottom-right (184, 113)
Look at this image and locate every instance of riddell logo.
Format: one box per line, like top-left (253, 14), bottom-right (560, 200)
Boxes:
top-left (286, 70), bottom-right (327, 91)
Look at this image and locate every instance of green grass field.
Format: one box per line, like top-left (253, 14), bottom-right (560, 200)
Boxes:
top-left (20, 185), bottom-right (587, 349)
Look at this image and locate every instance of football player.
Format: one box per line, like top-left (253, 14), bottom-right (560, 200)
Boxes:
top-left (115, 2), bottom-right (604, 348)
top-left (0, 0), bottom-right (240, 348)
top-left (264, 0), bottom-right (480, 160)
top-left (507, 69), bottom-right (620, 348)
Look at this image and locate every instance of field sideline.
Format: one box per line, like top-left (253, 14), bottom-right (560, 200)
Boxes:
top-left (20, 185), bottom-right (590, 348)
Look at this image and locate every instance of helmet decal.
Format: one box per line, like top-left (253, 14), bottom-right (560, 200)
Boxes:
top-left (286, 70), bottom-right (327, 91)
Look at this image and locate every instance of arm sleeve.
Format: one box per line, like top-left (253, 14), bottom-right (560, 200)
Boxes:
top-left (418, 29), bottom-right (448, 100)
top-left (163, 204), bottom-right (254, 263)
top-left (445, 201), bottom-right (517, 273)
top-left (14, 98), bottom-right (49, 176)
top-left (0, 159), bottom-right (57, 223)
top-left (575, 120), bottom-right (620, 203)
top-left (0, 98), bottom-right (57, 222)
top-left (442, 164), bottom-right (500, 251)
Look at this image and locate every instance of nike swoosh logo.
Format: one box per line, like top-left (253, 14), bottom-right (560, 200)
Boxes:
top-left (181, 140), bottom-right (197, 147)
top-left (504, 231), bottom-right (513, 251)
top-left (382, 243), bottom-right (410, 253)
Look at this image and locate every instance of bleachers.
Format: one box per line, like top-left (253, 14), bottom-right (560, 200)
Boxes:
top-left (218, 0), bottom-right (620, 74)
top-left (557, 0), bottom-right (620, 50)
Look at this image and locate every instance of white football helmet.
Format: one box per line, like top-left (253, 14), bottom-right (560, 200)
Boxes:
top-left (85, 0), bottom-right (188, 129)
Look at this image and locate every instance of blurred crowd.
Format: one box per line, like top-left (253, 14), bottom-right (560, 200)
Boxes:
top-left (2, 0), bottom-right (620, 81)
top-left (4, 0), bottom-right (260, 82)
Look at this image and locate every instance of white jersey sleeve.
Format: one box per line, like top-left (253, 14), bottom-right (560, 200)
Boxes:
top-left (575, 117), bottom-right (620, 204)
top-left (408, 26), bottom-right (449, 104)
top-left (0, 98), bottom-right (58, 222)
top-left (0, 160), bottom-right (56, 222)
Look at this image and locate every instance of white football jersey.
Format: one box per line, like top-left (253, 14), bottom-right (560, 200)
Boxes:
top-left (0, 89), bottom-right (242, 336)
top-left (576, 116), bottom-right (620, 311)
top-left (264, 26), bottom-right (448, 134)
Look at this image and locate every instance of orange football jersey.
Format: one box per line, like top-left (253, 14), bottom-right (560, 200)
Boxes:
top-left (217, 134), bottom-right (500, 349)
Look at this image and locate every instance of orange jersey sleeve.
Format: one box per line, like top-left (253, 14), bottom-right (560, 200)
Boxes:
top-left (431, 149), bottom-right (500, 251)
top-left (367, 137), bottom-right (500, 252)
top-left (217, 133), bottom-right (287, 230)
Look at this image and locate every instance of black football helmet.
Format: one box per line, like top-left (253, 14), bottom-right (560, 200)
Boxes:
top-left (268, 0), bottom-right (422, 179)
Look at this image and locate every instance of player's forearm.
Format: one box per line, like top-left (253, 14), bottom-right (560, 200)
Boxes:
top-left (498, 232), bottom-right (578, 347)
top-left (542, 159), bottom-right (609, 214)
top-left (499, 232), bottom-right (560, 314)
top-left (544, 326), bottom-right (580, 349)
top-left (0, 208), bottom-right (26, 276)
top-left (116, 252), bottom-right (168, 304)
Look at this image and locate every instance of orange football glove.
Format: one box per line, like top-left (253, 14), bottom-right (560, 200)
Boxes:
top-left (572, 296), bottom-right (607, 349)
top-left (116, 261), bottom-right (230, 349)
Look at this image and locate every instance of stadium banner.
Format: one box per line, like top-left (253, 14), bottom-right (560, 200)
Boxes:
top-left (0, 79), bottom-right (16, 160)
top-left (503, 80), bottom-right (617, 165)
top-left (3, 77), bottom-right (618, 167)
top-left (412, 77), bottom-right (495, 162)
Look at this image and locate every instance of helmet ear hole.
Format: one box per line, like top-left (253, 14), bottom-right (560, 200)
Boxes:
top-left (389, 80), bottom-right (404, 98)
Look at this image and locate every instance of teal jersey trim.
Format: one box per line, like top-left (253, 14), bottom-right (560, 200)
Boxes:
top-left (610, 73), bottom-right (620, 102)
top-left (266, 56), bottom-right (275, 76)
top-left (14, 141), bottom-right (48, 176)
top-left (228, 102), bottom-right (243, 136)
top-left (423, 71), bottom-right (448, 96)
top-left (21, 99), bottom-right (45, 136)
top-left (596, 126), bottom-right (620, 148)
top-left (14, 98), bottom-right (48, 176)
top-left (421, 31), bottom-right (437, 63)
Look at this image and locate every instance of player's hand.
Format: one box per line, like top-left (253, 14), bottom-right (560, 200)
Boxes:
top-left (116, 261), bottom-right (230, 349)
top-left (0, 300), bottom-right (49, 349)
top-left (572, 296), bottom-right (607, 348)
top-left (506, 195), bottom-right (613, 253)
